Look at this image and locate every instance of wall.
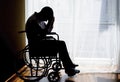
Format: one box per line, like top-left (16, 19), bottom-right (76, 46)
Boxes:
top-left (0, 0), bottom-right (25, 81)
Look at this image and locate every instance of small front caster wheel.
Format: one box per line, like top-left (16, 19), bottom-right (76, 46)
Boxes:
top-left (48, 72), bottom-right (60, 82)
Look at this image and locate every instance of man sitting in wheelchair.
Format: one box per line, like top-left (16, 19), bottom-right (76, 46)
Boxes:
top-left (25, 6), bottom-right (80, 77)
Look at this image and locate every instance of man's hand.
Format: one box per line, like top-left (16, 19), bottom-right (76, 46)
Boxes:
top-left (46, 16), bottom-right (55, 33)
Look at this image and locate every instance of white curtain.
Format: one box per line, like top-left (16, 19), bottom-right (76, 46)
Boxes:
top-left (25, 0), bottom-right (120, 73)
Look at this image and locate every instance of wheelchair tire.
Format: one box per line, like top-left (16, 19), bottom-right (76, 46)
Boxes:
top-left (48, 71), bottom-right (60, 82)
top-left (14, 45), bottom-right (47, 81)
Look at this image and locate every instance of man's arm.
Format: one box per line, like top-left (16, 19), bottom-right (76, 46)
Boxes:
top-left (46, 17), bottom-right (55, 33)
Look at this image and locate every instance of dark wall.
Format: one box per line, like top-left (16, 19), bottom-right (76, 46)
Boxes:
top-left (0, 0), bottom-right (25, 81)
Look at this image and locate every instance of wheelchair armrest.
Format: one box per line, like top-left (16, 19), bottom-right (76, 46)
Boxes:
top-left (47, 32), bottom-right (56, 34)
top-left (46, 32), bottom-right (59, 40)
top-left (18, 31), bottom-right (59, 40)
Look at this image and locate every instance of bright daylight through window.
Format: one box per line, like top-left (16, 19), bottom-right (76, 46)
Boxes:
top-left (25, 0), bottom-right (120, 73)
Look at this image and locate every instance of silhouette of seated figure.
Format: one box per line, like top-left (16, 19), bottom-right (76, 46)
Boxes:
top-left (25, 6), bottom-right (80, 76)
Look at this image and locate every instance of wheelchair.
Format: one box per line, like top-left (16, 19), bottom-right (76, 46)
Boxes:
top-left (14, 32), bottom-right (64, 82)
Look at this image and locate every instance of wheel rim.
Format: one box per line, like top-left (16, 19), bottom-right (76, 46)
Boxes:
top-left (14, 47), bottom-right (47, 81)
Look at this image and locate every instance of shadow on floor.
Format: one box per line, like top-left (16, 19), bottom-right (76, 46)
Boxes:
top-left (97, 77), bottom-right (117, 82)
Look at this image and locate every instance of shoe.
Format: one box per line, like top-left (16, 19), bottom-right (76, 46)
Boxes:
top-left (73, 64), bottom-right (79, 67)
top-left (66, 68), bottom-right (80, 76)
top-left (71, 64), bottom-right (79, 68)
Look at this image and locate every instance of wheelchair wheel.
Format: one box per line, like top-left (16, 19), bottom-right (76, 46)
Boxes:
top-left (48, 71), bottom-right (60, 82)
top-left (14, 46), bottom-right (47, 81)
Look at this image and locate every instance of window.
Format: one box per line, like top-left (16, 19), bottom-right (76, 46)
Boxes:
top-left (25, 0), bottom-right (120, 73)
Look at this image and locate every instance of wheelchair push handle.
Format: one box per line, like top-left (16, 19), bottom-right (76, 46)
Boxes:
top-left (18, 30), bottom-right (26, 33)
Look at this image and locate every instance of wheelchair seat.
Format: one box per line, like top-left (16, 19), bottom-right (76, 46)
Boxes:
top-left (14, 32), bottom-right (64, 82)
top-left (29, 40), bottom-right (58, 57)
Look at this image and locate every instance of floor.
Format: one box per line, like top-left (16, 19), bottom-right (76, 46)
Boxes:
top-left (6, 70), bottom-right (120, 82)
top-left (5, 64), bottom-right (120, 82)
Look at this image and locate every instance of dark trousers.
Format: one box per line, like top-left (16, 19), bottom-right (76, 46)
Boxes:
top-left (57, 40), bottom-right (74, 69)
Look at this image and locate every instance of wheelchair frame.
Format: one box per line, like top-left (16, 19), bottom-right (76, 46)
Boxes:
top-left (14, 32), bottom-right (64, 82)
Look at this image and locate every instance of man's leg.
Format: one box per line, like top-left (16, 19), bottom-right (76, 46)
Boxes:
top-left (57, 41), bottom-right (74, 67)
top-left (57, 40), bottom-right (80, 76)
